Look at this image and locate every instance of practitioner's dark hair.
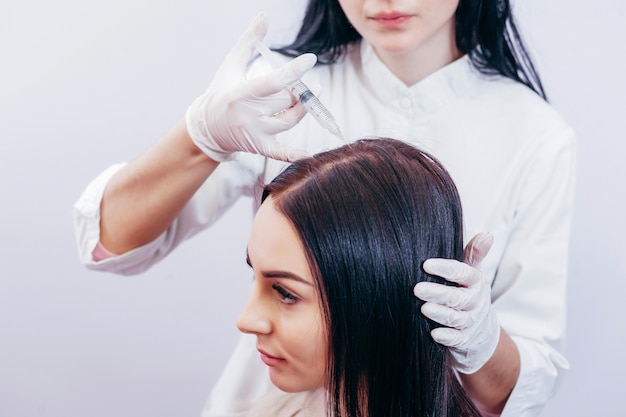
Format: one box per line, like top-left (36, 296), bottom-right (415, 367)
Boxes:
top-left (261, 139), bottom-right (481, 417)
top-left (275, 0), bottom-right (547, 99)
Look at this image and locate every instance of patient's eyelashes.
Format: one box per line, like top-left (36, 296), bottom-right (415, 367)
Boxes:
top-left (272, 282), bottom-right (298, 304)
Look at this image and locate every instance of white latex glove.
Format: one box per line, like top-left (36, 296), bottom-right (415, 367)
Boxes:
top-left (413, 233), bottom-right (500, 374)
top-left (186, 13), bottom-right (317, 162)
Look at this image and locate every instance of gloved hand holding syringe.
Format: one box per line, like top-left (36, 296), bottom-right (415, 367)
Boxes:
top-left (186, 13), bottom-right (342, 163)
top-left (254, 39), bottom-right (344, 140)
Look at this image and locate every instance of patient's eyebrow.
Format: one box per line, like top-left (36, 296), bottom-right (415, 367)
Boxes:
top-left (262, 270), bottom-right (312, 285)
top-left (246, 249), bottom-right (312, 285)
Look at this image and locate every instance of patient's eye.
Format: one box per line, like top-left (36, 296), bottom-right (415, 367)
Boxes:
top-left (272, 283), bottom-right (298, 304)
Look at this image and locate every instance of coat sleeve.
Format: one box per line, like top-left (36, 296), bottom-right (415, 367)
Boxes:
top-left (72, 154), bottom-right (263, 276)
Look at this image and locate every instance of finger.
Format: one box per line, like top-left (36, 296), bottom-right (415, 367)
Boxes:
top-left (413, 281), bottom-right (473, 309)
top-left (263, 141), bottom-right (310, 162)
top-left (421, 302), bottom-right (473, 329)
top-left (250, 54), bottom-right (317, 97)
top-left (422, 258), bottom-right (480, 287)
top-left (279, 53), bottom-right (318, 86)
top-left (225, 12), bottom-right (269, 76)
top-left (251, 101), bottom-right (305, 136)
top-left (463, 232), bottom-right (494, 267)
top-left (256, 112), bottom-right (301, 136)
top-left (430, 327), bottom-right (464, 347)
top-left (271, 102), bottom-right (307, 129)
top-left (238, 89), bottom-right (295, 116)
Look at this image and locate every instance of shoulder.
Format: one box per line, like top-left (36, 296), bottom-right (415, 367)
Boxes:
top-left (474, 71), bottom-right (573, 137)
top-left (451, 66), bottom-right (577, 156)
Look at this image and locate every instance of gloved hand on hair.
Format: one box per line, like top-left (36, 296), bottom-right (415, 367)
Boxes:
top-left (186, 13), bottom-right (317, 162)
top-left (413, 233), bottom-right (500, 374)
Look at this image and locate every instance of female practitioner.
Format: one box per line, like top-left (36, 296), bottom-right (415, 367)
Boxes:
top-left (73, 1), bottom-right (576, 415)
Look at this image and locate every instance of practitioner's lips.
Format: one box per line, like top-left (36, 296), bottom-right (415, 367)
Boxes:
top-left (257, 347), bottom-right (285, 367)
top-left (369, 12), bottom-right (414, 28)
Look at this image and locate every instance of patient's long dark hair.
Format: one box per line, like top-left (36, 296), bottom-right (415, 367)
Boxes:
top-left (275, 0), bottom-right (546, 99)
top-left (262, 139), bottom-right (481, 417)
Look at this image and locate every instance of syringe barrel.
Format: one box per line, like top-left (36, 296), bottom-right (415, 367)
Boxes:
top-left (290, 81), bottom-right (334, 123)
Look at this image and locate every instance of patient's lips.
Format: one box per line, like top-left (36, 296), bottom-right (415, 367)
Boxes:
top-left (257, 347), bottom-right (285, 367)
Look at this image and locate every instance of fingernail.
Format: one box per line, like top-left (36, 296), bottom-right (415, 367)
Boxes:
top-left (478, 232), bottom-right (494, 246)
top-left (475, 233), bottom-right (494, 254)
top-left (413, 283), bottom-right (425, 297)
top-left (431, 328), bottom-right (458, 346)
top-left (422, 258), bottom-right (445, 274)
top-left (295, 53), bottom-right (317, 72)
top-left (249, 12), bottom-right (268, 35)
top-left (287, 149), bottom-right (311, 162)
top-left (252, 12), bottom-right (266, 25)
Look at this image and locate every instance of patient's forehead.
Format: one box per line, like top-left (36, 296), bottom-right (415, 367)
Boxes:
top-left (247, 197), bottom-right (313, 285)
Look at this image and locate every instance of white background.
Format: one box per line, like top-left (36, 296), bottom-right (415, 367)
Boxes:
top-left (1, 1), bottom-right (624, 416)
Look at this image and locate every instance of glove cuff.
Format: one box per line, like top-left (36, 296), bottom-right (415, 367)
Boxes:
top-left (185, 103), bottom-right (235, 163)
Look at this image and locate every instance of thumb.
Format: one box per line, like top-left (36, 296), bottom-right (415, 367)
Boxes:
top-left (463, 232), bottom-right (494, 267)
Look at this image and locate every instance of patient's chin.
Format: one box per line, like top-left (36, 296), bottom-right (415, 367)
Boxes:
top-left (269, 369), bottom-right (323, 393)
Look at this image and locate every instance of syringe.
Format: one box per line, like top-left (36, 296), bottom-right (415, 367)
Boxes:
top-left (254, 39), bottom-right (344, 141)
